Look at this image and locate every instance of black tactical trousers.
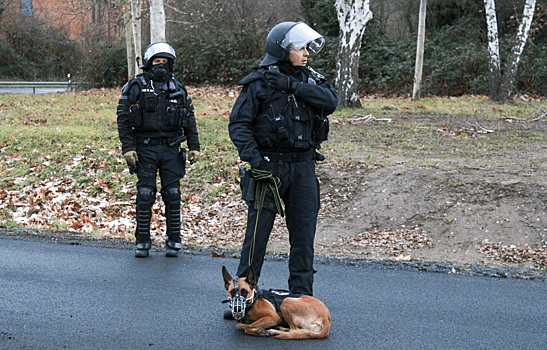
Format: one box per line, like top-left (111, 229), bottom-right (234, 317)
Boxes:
top-left (237, 158), bottom-right (319, 296)
top-left (135, 143), bottom-right (185, 245)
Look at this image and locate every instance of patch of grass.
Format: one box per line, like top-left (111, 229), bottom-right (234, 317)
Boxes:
top-left (1, 89), bottom-right (546, 238)
top-left (50, 216), bottom-right (69, 231)
top-left (328, 95), bottom-right (547, 169)
top-left (0, 218), bottom-right (22, 228)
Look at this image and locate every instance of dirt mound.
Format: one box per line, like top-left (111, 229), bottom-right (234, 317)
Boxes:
top-left (267, 113), bottom-right (547, 271)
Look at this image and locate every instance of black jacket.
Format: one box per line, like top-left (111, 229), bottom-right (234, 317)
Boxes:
top-left (117, 73), bottom-right (200, 154)
top-left (228, 64), bottom-right (338, 168)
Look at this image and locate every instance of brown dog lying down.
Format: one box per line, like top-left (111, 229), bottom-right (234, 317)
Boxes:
top-left (222, 266), bottom-right (331, 339)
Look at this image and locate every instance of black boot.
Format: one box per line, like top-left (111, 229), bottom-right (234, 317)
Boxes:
top-left (163, 187), bottom-right (182, 258)
top-left (135, 242), bottom-right (151, 258)
top-left (135, 187), bottom-right (155, 258)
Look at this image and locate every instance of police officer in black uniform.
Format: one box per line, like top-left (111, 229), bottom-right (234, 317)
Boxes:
top-left (117, 42), bottom-right (200, 258)
top-left (229, 22), bottom-right (339, 296)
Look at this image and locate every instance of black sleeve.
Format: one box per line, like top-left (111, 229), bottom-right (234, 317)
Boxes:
top-left (293, 73), bottom-right (339, 116)
top-left (228, 82), bottom-right (265, 169)
top-left (116, 82), bottom-right (140, 154)
top-left (182, 88), bottom-right (200, 151)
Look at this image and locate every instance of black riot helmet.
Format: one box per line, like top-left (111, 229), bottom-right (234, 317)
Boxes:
top-left (260, 22), bottom-right (325, 67)
top-left (140, 42), bottom-right (177, 71)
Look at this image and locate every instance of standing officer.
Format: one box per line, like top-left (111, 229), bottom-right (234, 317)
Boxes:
top-left (228, 22), bottom-right (339, 297)
top-left (117, 42), bottom-right (200, 258)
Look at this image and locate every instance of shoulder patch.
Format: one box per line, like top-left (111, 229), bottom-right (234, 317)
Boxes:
top-left (307, 66), bottom-right (325, 80)
top-left (121, 82), bottom-right (129, 94)
top-left (122, 78), bottom-right (142, 94)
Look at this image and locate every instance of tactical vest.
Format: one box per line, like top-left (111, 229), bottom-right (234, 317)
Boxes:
top-left (128, 75), bottom-right (188, 137)
top-left (253, 69), bottom-right (328, 152)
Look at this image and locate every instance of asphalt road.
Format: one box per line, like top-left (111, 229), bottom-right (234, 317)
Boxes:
top-left (1, 238), bottom-right (546, 350)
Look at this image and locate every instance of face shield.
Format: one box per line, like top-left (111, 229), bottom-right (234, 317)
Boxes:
top-left (144, 42), bottom-right (176, 63)
top-left (141, 42), bottom-right (176, 71)
top-left (280, 22), bottom-right (325, 53)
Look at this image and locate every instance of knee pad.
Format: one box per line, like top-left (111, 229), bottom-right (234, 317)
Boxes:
top-left (137, 187), bottom-right (155, 207)
top-left (162, 186), bottom-right (181, 205)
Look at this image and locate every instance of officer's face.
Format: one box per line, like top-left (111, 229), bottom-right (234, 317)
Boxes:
top-left (152, 57), bottom-right (169, 65)
top-left (289, 46), bottom-right (309, 67)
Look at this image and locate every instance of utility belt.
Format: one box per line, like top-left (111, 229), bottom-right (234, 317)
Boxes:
top-left (136, 135), bottom-right (186, 147)
top-left (260, 149), bottom-right (315, 163)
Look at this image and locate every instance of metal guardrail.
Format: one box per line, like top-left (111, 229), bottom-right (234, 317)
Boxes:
top-left (0, 81), bottom-right (78, 94)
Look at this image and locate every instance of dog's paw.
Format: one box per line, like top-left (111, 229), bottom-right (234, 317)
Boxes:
top-left (258, 328), bottom-right (272, 337)
top-left (267, 329), bottom-right (280, 337)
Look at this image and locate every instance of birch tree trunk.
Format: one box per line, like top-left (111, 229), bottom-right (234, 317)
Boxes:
top-left (130, 0), bottom-right (142, 72)
top-left (124, 8), bottom-right (136, 81)
top-left (484, 0), bottom-right (501, 99)
top-left (150, 0), bottom-right (166, 43)
top-left (484, 0), bottom-right (536, 103)
top-left (123, 0), bottom-right (142, 80)
top-left (412, 0), bottom-right (427, 100)
top-left (335, 0), bottom-right (373, 108)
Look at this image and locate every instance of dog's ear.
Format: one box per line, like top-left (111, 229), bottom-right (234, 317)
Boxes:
top-left (246, 266), bottom-right (257, 287)
top-left (222, 266), bottom-right (233, 291)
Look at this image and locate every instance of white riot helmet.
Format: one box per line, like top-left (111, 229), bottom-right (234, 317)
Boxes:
top-left (141, 42), bottom-right (176, 71)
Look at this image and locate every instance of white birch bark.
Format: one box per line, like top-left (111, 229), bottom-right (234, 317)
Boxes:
top-left (412, 0), bottom-right (427, 100)
top-left (484, 0), bottom-right (536, 102)
top-left (130, 0), bottom-right (142, 72)
top-left (501, 0), bottom-right (536, 96)
top-left (124, 8), bottom-right (136, 81)
top-left (335, 0), bottom-right (373, 108)
top-left (150, 0), bottom-right (166, 43)
top-left (484, 0), bottom-right (501, 98)
top-left (484, 0), bottom-right (500, 74)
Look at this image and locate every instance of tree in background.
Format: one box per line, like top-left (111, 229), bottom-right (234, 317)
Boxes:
top-left (412, 0), bottom-right (427, 100)
top-left (150, 0), bottom-right (165, 42)
top-left (335, 0), bottom-right (373, 107)
top-left (484, 0), bottom-right (537, 103)
top-left (122, 0), bottom-right (142, 81)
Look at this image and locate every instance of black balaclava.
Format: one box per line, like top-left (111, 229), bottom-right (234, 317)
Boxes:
top-left (149, 62), bottom-right (170, 81)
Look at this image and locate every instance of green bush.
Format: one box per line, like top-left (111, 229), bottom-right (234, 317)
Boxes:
top-left (172, 28), bottom-right (266, 85)
top-left (83, 42), bottom-right (128, 88)
top-left (0, 42), bottom-right (30, 79)
top-left (516, 43), bottom-right (547, 95)
top-left (421, 19), bottom-right (489, 96)
top-left (0, 17), bottom-right (81, 81)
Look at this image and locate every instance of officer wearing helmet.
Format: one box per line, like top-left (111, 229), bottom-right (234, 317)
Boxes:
top-left (228, 22), bottom-right (339, 298)
top-left (117, 42), bottom-right (200, 258)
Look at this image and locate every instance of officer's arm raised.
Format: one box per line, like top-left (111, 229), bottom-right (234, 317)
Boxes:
top-left (293, 81), bottom-right (339, 116)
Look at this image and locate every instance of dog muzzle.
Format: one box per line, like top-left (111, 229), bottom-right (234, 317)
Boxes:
top-left (223, 294), bottom-right (253, 321)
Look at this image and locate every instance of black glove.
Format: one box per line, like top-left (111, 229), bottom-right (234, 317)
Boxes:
top-left (265, 71), bottom-right (298, 93)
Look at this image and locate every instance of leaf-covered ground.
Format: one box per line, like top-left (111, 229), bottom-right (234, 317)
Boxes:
top-left (1, 88), bottom-right (546, 272)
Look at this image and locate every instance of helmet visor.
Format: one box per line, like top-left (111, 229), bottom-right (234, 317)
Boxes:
top-left (280, 23), bottom-right (325, 53)
top-left (144, 42), bottom-right (176, 62)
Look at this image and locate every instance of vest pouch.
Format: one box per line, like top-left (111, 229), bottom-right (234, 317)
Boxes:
top-left (179, 107), bottom-right (188, 127)
top-left (272, 115), bottom-right (290, 141)
top-left (314, 115), bottom-right (329, 143)
top-left (292, 115), bottom-right (312, 149)
top-left (143, 90), bottom-right (157, 112)
top-left (129, 103), bottom-right (143, 127)
top-left (166, 105), bottom-right (176, 126)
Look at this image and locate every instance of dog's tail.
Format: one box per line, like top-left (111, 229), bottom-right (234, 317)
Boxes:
top-left (269, 323), bottom-right (330, 340)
